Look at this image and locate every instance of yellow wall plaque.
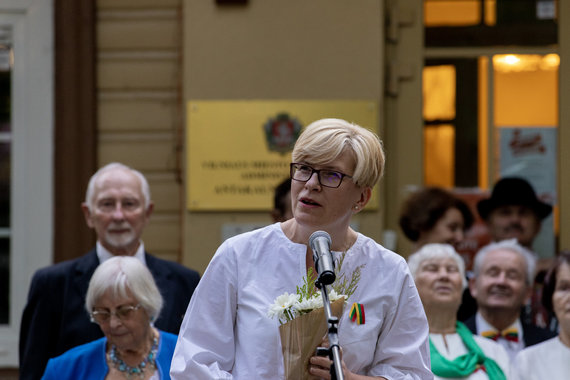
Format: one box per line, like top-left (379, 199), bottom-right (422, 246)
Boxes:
top-left (187, 100), bottom-right (379, 211)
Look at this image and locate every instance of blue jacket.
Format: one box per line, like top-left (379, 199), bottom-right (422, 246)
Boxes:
top-left (41, 330), bottom-right (178, 380)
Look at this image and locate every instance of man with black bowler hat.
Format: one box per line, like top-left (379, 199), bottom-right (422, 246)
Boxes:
top-left (476, 177), bottom-right (552, 252)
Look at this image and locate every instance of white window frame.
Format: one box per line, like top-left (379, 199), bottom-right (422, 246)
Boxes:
top-left (0, 0), bottom-right (53, 367)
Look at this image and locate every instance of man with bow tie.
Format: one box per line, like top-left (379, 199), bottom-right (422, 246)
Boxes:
top-left (464, 239), bottom-right (556, 360)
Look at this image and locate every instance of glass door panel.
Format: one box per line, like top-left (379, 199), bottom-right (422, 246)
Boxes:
top-left (493, 53), bottom-right (559, 258)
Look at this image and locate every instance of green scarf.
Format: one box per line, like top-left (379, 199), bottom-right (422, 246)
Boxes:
top-left (429, 321), bottom-right (506, 380)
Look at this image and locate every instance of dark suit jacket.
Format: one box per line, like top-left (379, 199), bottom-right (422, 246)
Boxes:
top-left (463, 314), bottom-right (557, 347)
top-left (19, 249), bottom-right (200, 380)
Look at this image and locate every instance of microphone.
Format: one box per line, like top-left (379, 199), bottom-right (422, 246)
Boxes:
top-left (309, 231), bottom-right (336, 285)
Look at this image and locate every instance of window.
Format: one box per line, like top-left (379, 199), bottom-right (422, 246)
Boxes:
top-left (425, 0), bottom-right (558, 46)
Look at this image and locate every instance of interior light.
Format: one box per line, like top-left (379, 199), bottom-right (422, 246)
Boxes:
top-left (493, 54), bottom-right (559, 73)
top-left (504, 55), bottom-right (520, 65)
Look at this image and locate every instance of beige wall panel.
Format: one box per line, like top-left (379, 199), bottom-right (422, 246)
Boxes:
top-left (184, 1), bottom-right (382, 99)
top-left (98, 60), bottom-right (178, 90)
top-left (99, 99), bottom-right (177, 132)
top-left (98, 0), bottom-right (180, 9)
top-left (99, 139), bottom-right (176, 171)
top-left (148, 177), bottom-right (181, 212)
top-left (98, 20), bottom-right (179, 51)
top-left (143, 218), bottom-right (180, 252)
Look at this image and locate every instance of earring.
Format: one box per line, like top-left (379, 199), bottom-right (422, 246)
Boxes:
top-left (354, 206), bottom-right (359, 210)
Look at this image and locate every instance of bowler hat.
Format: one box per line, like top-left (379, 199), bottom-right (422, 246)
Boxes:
top-left (477, 177), bottom-right (552, 220)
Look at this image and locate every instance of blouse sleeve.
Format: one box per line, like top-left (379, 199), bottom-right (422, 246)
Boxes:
top-left (170, 240), bottom-right (238, 379)
top-left (368, 260), bottom-right (433, 380)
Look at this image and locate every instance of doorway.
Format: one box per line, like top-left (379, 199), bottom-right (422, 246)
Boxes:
top-left (423, 0), bottom-right (559, 259)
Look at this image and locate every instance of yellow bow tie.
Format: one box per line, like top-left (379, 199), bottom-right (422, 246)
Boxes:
top-left (481, 327), bottom-right (519, 342)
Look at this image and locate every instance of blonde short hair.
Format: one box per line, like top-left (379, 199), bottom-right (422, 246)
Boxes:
top-left (291, 118), bottom-right (385, 188)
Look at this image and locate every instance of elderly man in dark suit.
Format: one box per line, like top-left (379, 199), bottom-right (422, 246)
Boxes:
top-left (464, 239), bottom-right (556, 361)
top-left (19, 162), bottom-right (200, 380)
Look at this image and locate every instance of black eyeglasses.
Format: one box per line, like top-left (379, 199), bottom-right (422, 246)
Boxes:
top-left (90, 304), bottom-right (142, 324)
top-left (290, 163), bottom-right (352, 188)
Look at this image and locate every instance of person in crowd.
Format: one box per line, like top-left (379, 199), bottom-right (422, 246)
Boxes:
top-left (476, 177), bottom-right (551, 250)
top-left (465, 239), bottom-right (556, 361)
top-left (170, 118), bottom-right (432, 379)
top-left (399, 186), bottom-right (474, 251)
top-left (270, 177), bottom-right (293, 222)
top-left (42, 256), bottom-right (177, 379)
top-left (408, 243), bottom-right (510, 380)
top-left (510, 250), bottom-right (570, 379)
top-left (399, 186), bottom-right (477, 322)
top-left (20, 162), bottom-right (200, 380)
top-left (476, 177), bottom-right (555, 329)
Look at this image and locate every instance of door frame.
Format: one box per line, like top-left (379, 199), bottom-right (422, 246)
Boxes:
top-left (0, 0), bottom-right (53, 367)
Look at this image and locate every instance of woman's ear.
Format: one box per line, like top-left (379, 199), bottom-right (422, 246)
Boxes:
top-left (353, 187), bottom-right (372, 213)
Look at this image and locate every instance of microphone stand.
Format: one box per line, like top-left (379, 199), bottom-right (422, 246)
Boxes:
top-left (315, 277), bottom-right (344, 380)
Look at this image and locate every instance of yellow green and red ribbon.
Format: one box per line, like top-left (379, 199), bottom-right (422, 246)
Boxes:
top-left (349, 302), bottom-right (365, 325)
top-left (481, 327), bottom-right (519, 342)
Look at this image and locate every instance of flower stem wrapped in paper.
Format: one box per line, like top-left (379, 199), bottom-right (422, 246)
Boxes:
top-left (267, 252), bottom-right (364, 380)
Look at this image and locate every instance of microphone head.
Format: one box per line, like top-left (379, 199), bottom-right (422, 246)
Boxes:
top-left (309, 231), bottom-right (335, 285)
top-left (309, 230), bottom-right (331, 251)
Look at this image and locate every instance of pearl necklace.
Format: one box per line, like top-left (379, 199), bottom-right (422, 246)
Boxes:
top-left (109, 336), bottom-right (158, 379)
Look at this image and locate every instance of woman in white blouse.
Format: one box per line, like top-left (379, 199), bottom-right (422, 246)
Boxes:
top-left (408, 243), bottom-right (511, 380)
top-left (510, 250), bottom-right (570, 379)
top-left (170, 118), bottom-right (432, 379)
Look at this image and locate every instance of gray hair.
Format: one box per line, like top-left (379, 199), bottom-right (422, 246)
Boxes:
top-left (84, 162), bottom-right (151, 211)
top-left (407, 243), bottom-right (467, 289)
top-left (85, 256), bottom-right (163, 322)
top-left (472, 239), bottom-right (536, 286)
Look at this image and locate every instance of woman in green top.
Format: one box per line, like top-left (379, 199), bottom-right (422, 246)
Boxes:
top-left (408, 243), bottom-right (510, 380)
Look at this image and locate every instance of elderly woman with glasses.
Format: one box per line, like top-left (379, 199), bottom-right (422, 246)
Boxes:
top-left (408, 244), bottom-right (510, 380)
top-left (171, 118), bottom-right (432, 379)
top-left (41, 256), bottom-right (177, 380)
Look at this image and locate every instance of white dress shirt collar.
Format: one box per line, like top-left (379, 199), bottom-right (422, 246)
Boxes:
top-left (95, 240), bottom-right (146, 266)
top-left (475, 311), bottom-right (524, 361)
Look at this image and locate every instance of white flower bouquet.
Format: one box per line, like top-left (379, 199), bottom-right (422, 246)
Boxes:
top-left (268, 253), bottom-right (363, 380)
